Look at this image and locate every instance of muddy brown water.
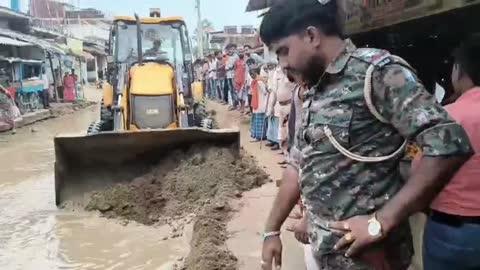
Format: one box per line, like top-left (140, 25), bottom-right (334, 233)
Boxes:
top-left (0, 106), bottom-right (189, 270)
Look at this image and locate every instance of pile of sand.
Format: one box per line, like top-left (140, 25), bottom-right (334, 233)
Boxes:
top-left (84, 145), bottom-right (269, 270)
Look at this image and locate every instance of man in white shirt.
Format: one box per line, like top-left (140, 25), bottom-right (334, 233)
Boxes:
top-left (265, 61), bottom-right (280, 149)
top-left (41, 66), bottom-right (50, 109)
top-left (206, 54), bottom-right (217, 99)
top-left (225, 44), bottom-right (239, 109)
top-left (273, 66), bottom-right (295, 163)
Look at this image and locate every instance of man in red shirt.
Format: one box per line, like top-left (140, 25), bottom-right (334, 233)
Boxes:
top-left (234, 49), bottom-right (248, 113)
top-left (422, 34), bottom-right (480, 270)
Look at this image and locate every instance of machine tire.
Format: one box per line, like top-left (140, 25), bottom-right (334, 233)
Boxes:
top-left (87, 121), bottom-right (101, 135)
top-left (100, 99), bottom-right (113, 121)
top-left (193, 102), bottom-right (207, 128)
top-left (193, 102), bottom-right (217, 129)
top-left (99, 99), bottom-right (114, 131)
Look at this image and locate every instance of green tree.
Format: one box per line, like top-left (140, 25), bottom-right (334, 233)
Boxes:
top-left (193, 19), bottom-right (215, 56)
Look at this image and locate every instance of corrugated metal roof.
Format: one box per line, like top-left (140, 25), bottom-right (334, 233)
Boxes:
top-left (0, 36), bottom-right (32, 47)
top-left (0, 6), bottom-right (30, 20)
top-left (0, 56), bottom-right (43, 64)
top-left (83, 45), bottom-right (106, 56)
top-left (0, 28), bottom-right (66, 55)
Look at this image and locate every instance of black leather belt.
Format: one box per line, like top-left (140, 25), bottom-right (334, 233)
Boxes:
top-left (431, 210), bottom-right (480, 226)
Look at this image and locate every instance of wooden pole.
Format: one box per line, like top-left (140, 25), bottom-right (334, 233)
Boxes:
top-left (47, 52), bottom-right (59, 102)
top-left (58, 56), bottom-right (63, 102)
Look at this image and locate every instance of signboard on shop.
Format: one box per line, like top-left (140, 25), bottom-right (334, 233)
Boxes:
top-left (344, 0), bottom-right (480, 35)
top-left (66, 38), bottom-right (84, 57)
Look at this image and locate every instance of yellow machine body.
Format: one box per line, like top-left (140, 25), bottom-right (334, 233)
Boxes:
top-left (192, 81), bottom-right (204, 103)
top-left (129, 63), bottom-right (175, 96)
top-left (102, 82), bottom-right (114, 107)
top-left (54, 15), bottom-right (240, 206)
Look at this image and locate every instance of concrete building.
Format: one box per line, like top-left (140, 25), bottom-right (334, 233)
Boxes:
top-left (209, 25), bottom-right (261, 51)
top-left (0, 4), bottom-right (66, 111)
top-left (29, 0), bottom-right (67, 34)
top-left (30, 0), bottom-right (110, 83)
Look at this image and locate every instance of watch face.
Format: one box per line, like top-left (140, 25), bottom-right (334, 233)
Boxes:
top-left (368, 221), bottom-right (382, 236)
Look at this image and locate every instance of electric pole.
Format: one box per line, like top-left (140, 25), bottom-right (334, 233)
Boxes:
top-left (196, 0), bottom-right (203, 58)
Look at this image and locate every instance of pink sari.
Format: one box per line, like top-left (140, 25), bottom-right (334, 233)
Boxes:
top-left (63, 75), bottom-right (76, 102)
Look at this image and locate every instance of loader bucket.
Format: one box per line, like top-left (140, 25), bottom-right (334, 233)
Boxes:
top-left (54, 128), bottom-right (240, 206)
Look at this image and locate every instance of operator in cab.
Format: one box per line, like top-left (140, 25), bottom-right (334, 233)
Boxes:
top-left (144, 39), bottom-right (166, 57)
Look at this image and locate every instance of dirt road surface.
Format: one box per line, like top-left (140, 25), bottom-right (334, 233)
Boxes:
top-left (0, 86), bottom-right (190, 270)
top-left (0, 87), bottom-right (305, 270)
top-left (208, 102), bottom-right (306, 270)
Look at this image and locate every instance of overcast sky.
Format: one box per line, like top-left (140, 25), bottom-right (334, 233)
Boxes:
top-left (79, 0), bottom-right (261, 32)
top-left (1, 0), bottom-right (261, 31)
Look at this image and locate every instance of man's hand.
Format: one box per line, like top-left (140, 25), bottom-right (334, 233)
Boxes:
top-left (329, 215), bottom-right (384, 257)
top-left (286, 213), bottom-right (310, 244)
top-left (261, 165), bottom-right (300, 269)
top-left (261, 236), bottom-right (282, 270)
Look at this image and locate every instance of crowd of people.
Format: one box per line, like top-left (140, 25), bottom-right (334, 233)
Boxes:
top-left (194, 44), bottom-right (301, 165)
top-left (248, 1), bottom-right (480, 270)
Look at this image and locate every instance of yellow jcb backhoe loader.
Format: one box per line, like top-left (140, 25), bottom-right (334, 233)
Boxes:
top-left (54, 13), bottom-right (239, 206)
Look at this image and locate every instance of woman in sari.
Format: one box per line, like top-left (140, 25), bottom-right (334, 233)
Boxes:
top-left (63, 71), bottom-right (76, 102)
top-left (0, 86), bottom-right (21, 132)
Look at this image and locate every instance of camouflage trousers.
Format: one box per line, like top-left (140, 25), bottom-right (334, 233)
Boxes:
top-left (311, 251), bottom-right (411, 270)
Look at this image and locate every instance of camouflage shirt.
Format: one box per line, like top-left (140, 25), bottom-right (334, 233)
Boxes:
top-left (289, 40), bottom-right (472, 269)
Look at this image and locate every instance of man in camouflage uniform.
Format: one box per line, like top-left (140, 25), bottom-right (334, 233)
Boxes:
top-left (259, 1), bottom-right (473, 270)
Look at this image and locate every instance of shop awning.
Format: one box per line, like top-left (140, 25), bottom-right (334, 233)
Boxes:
top-left (82, 51), bottom-right (95, 60)
top-left (84, 45), bottom-right (106, 56)
top-left (0, 55), bottom-right (43, 63)
top-left (0, 28), bottom-right (66, 55)
top-left (0, 36), bottom-right (32, 47)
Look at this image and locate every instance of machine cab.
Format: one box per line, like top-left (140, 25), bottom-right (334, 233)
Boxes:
top-left (108, 15), bottom-right (195, 130)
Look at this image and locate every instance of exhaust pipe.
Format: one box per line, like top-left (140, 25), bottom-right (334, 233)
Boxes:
top-left (134, 13), bottom-right (143, 65)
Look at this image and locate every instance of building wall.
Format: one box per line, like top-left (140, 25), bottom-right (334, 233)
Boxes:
top-left (0, 18), bottom-right (8, 28)
top-left (96, 55), bottom-right (106, 74)
top-left (86, 57), bottom-right (97, 82)
top-left (66, 8), bottom-right (104, 19)
top-left (65, 23), bottom-right (109, 41)
top-left (210, 35), bottom-right (260, 50)
top-left (30, 0), bottom-right (65, 18)
top-left (18, 46), bottom-right (45, 60)
top-left (29, 0), bottom-right (66, 32)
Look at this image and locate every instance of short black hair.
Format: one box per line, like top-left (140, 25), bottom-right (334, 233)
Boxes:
top-left (225, 43), bottom-right (237, 50)
top-left (250, 67), bottom-right (260, 76)
top-left (214, 50), bottom-right (222, 56)
top-left (244, 44), bottom-right (252, 49)
top-left (260, 0), bottom-right (342, 47)
top-left (246, 58), bottom-right (256, 67)
top-left (453, 33), bottom-right (480, 86)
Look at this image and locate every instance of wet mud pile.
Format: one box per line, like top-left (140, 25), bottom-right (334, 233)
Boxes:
top-left (50, 100), bottom-right (97, 118)
top-left (85, 146), bottom-right (269, 270)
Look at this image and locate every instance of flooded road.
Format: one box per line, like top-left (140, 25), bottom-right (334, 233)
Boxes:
top-left (0, 102), bottom-right (189, 270)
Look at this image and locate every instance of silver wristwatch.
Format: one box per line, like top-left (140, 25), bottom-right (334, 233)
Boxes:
top-left (367, 213), bottom-right (383, 237)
